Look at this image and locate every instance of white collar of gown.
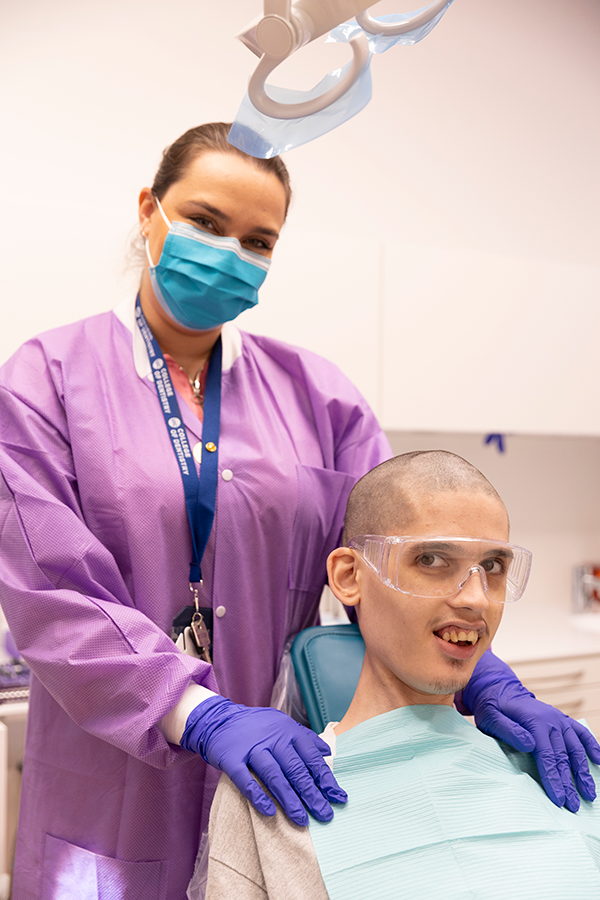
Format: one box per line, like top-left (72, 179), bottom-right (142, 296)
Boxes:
top-left (113, 296), bottom-right (244, 379)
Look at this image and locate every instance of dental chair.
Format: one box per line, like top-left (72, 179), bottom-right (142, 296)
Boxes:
top-left (290, 624), bottom-right (365, 733)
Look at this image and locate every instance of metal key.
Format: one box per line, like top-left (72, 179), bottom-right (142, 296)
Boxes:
top-left (189, 583), bottom-right (212, 664)
top-left (190, 611), bottom-right (212, 664)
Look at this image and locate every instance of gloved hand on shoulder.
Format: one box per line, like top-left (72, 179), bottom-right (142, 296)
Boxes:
top-left (181, 695), bottom-right (347, 826)
top-left (460, 649), bottom-right (600, 812)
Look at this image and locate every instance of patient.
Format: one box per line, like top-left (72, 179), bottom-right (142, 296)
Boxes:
top-left (205, 451), bottom-right (600, 899)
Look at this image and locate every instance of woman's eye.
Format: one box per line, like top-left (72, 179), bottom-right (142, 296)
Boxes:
top-left (417, 553), bottom-right (447, 569)
top-left (245, 237), bottom-right (270, 252)
top-left (190, 216), bottom-right (216, 232)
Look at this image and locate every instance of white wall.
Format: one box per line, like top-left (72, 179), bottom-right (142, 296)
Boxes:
top-left (1, 0), bottom-right (598, 365)
top-left (1, 1), bottom-right (600, 626)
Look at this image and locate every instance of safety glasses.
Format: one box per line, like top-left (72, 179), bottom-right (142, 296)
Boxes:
top-left (348, 535), bottom-right (532, 603)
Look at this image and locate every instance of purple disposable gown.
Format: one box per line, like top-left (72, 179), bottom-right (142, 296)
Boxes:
top-left (0, 299), bottom-right (391, 899)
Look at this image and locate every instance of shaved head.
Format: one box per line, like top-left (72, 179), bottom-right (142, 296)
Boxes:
top-left (342, 451), bottom-right (506, 544)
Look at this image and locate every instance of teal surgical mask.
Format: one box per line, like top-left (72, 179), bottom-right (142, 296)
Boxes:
top-left (145, 197), bottom-right (270, 331)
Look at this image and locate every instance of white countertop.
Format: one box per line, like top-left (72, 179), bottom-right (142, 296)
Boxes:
top-left (492, 605), bottom-right (600, 664)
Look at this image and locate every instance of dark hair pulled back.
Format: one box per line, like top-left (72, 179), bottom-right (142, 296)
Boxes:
top-left (151, 122), bottom-right (292, 216)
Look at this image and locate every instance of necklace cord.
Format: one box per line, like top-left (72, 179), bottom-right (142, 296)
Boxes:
top-left (135, 294), bottom-right (222, 584)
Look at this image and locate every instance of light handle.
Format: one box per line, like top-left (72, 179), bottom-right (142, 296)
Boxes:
top-left (356, 0), bottom-right (449, 36)
top-left (247, 33), bottom-right (370, 120)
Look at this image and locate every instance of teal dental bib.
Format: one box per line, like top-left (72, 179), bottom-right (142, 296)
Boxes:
top-left (308, 706), bottom-right (600, 900)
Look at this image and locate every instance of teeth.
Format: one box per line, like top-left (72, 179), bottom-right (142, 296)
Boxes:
top-left (440, 629), bottom-right (479, 644)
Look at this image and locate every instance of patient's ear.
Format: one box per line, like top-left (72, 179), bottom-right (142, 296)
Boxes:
top-left (327, 548), bottom-right (361, 608)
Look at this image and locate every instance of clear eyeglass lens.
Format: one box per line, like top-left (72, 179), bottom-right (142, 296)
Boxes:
top-left (389, 540), bottom-right (525, 603)
top-left (352, 536), bottom-right (531, 603)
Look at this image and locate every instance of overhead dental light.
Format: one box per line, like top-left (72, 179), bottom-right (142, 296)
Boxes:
top-left (238, 0), bottom-right (372, 120)
top-left (229, 0), bottom-right (455, 157)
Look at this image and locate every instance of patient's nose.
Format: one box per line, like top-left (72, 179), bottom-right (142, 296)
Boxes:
top-left (451, 566), bottom-right (490, 609)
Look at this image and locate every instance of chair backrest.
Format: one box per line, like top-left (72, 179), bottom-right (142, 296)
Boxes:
top-left (291, 624), bottom-right (365, 733)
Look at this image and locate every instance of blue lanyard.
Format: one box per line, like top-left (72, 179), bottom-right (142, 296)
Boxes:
top-left (135, 295), bottom-right (222, 584)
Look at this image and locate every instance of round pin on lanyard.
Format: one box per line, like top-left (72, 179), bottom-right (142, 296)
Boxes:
top-left (135, 295), bottom-right (222, 662)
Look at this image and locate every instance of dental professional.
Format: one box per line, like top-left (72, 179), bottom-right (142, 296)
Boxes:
top-left (0, 122), bottom-right (598, 900)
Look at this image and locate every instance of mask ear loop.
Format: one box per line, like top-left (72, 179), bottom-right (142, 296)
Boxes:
top-left (144, 238), bottom-right (155, 269)
top-left (144, 195), bottom-right (172, 268)
top-left (153, 194), bottom-right (172, 228)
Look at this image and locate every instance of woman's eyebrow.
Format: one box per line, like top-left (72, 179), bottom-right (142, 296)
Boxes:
top-left (185, 200), bottom-right (280, 239)
top-left (186, 200), bottom-right (230, 222)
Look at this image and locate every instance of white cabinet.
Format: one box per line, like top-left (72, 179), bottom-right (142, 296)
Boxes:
top-left (0, 703), bottom-right (27, 898)
top-left (236, 230), bottom-right (382, 415)
top-left (238, 231), bottom-right (600, 436)
top-left (381, 242), bottom-right (600, 435)
top-left (510, 654), bottom-right (600, 738)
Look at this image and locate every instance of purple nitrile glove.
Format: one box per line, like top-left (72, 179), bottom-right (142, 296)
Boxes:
top-left (461, 649), bottom-right (600, 813)
top-left (181, 696), bottom-right (347, 826)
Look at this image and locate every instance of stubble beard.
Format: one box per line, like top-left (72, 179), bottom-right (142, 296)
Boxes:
top-left (428, 657), bottom-right (472, 696)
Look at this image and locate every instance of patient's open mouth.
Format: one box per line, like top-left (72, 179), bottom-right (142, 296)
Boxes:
top-left (435, 629), bottom-right (479, 646)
